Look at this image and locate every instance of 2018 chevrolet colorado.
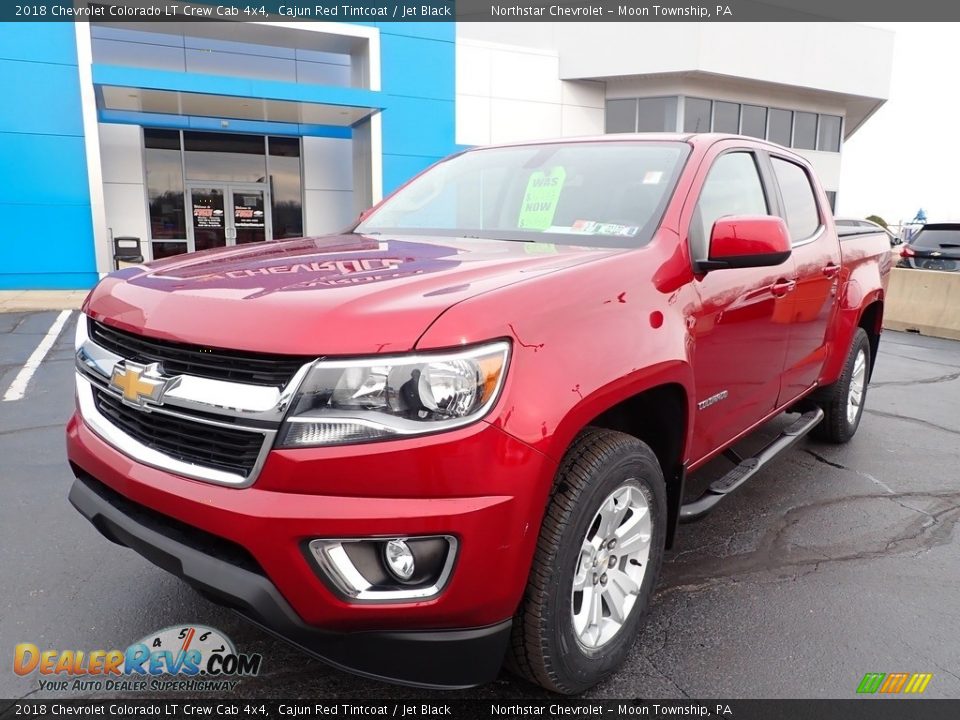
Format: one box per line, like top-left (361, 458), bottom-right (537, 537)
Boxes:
top-left (67, 133), bottom-right (891, 693)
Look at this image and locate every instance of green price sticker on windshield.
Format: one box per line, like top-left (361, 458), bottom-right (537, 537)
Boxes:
top-left (518, 167), bottom-right (566, 230)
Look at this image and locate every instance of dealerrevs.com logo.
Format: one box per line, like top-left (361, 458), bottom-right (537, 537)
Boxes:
top-left (13, 625), bottom-right (263, 693)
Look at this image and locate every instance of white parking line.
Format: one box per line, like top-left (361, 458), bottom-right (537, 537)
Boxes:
top-left (2, 310), bottom-right (73, 403)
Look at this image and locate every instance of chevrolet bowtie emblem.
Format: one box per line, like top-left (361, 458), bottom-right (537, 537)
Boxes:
top-left (109, 362), bottom-right (176, 407)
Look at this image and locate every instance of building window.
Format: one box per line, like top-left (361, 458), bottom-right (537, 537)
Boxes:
top-left (771, 157), bottom-right (821, 240)
top-left (605, 95), bottom-right (843, 153)
top-left (144, 129), bottom-right (186, 252)
top-left (268, 137), bottom-right (304, 240)
top-left (184, 132), bottom-right (267, 183)
top-left (713, 101), bottom-right (740, 133)
top-left (605, 99), bottom-right (637, 133)
top-left (606, 97), bottom-right (678, 133)
top-left (91, 25), bottom-right (355, 88)
top-left (817, 114), bottom-right (842, 152)
top-left (741, 104), bottom-right (767, 139)
top-left (767, 108), bottom-right (793, 147)
top-left (152, 242), bottom-right (189, 260)
top-left (825, 191), bottom-right (837, 212)
top-left (792, 112), bottom-right (818, 151)
top-left (684, 98), bottom-right (712, 133)
top-left (636, 97), bottom-right (677, 132)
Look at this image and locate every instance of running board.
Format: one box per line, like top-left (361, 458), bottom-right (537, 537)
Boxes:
top-left (679, 408), bottom-right (824, 523)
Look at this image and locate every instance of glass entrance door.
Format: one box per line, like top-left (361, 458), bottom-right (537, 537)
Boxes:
top-left (230, 186), bottom-right (268, 245)
top-left (188, 183), bottom-right (270, 251)
top-left (189, 186), bottom-right (227, 251)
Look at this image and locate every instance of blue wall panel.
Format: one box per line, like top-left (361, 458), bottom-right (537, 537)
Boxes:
top-left (376, 22), bottom-right (455, 42)
top-left (0, 24), bottom-right (96, 290)
top-left (0, 135), bottom-right (91, 205)
top-left (0, 23), bottom-right (80, 65)
top-left (2, 205), bottom-right (97, 275)
top-left (0, 59), bottom-right (85, 136)
top-left (380, 97), bottom-right (456, 158)
top-left (382, 154), bottom-right (444, 194)
top-left (375, 22), bottom-right (457, 195)
top-left (380, 35), bottom-right (455, 100)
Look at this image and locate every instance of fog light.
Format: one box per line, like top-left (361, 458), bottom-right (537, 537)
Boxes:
top-left (307, 535), bottom-right (456, 601)
top-left (384, 539), bottom-right (415, 582)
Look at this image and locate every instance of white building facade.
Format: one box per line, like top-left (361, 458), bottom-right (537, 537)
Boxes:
top-left (455, 22), bottom-right (895, 210)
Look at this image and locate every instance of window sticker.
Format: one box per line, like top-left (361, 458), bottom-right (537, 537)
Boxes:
top-left (643, 170), bottom-right (664, 184)
top-left (570, 220), bottom-right (640, 237)
top-left (517, 166), bottom-right (567, 230)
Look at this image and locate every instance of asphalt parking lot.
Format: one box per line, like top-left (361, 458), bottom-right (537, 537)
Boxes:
top-left (1, 310), bottom-right (958, 701)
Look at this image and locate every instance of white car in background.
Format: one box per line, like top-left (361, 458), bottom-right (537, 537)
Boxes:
top-left (835, 217), bottom-right (901, 246)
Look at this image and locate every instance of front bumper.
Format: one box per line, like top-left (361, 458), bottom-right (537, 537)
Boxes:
top-left (68, 471), bottom-right (510, 689)
top-left (66, 412), bottom-right (555, 688)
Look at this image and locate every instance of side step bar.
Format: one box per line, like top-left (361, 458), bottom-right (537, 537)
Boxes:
top-left (679, 408), bottom-right (824, 523)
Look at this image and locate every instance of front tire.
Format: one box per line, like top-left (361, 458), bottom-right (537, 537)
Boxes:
top-left (811, 328), bottom-right (871, 444)
top-left (507, 428), bottom-right (667, 694)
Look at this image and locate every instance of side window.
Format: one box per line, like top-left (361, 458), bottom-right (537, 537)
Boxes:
top-left (690, 152), bottom-right (768, 260)
top-left (771, 157), bottom-right (821, 241)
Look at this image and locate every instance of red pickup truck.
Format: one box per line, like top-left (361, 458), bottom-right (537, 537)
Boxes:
top-left (67, 133), bottom-right (891, 693)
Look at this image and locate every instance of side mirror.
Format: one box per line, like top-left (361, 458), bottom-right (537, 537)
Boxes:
top-left (696, 215), bottom-right (792, 272)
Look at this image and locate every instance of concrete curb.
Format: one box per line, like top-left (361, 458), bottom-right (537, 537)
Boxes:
top-left (0, 291), bottom-right (88, 313)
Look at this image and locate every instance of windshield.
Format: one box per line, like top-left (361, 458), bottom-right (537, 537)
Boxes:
top-left (355, 141), bottom-right (690, 248)
top-left (912, 226), bottom-right (960, 249)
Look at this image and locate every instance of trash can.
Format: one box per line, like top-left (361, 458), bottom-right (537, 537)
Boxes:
top-left (113, 236), bottom-right (144, 270)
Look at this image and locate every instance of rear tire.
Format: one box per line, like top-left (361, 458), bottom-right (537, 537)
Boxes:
top-left (507, 428), bottom-right (666, 694)
top-left (811, 328), bottom-right (871, 444)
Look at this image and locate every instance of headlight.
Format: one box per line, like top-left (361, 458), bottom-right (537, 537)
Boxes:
top-left (278, 340), bottom-right (510, 447)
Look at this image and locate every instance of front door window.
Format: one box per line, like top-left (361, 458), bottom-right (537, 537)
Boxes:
top-left (188, 184), bottom-right (270, 250)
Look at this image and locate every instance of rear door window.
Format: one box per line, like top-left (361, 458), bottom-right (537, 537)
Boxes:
top-left (771, 157), bottom-right (821, 242)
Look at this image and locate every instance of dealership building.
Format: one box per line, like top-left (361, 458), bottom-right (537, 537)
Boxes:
top-left (0, 15), bottom-right (893, 289)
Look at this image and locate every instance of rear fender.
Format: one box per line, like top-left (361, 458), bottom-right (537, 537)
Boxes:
top-left (820, 282), bottom-right (885, 384)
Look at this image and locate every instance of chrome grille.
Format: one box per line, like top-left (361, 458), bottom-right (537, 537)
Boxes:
top-left (75, 316), bottom-right (308, 487)
top-left (89, 319), bottom-right (311, 387)
top-left (93, 388), bottom-right (264, 478)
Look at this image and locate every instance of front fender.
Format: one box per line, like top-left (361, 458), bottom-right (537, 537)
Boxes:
top-left (414, 249), bottom-right (697, 465)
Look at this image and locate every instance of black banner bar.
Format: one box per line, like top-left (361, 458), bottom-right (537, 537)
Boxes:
top-left (3, 700), bottom-right (960, 720)
top-left (5, 0), bottom-right (960, 22)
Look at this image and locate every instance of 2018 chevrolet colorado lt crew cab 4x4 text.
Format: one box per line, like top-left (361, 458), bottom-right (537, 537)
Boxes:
top-left (67, 133), bottom-right (891, 693)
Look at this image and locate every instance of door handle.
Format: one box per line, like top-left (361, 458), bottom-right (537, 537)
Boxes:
top-left (822, 264), bottom-right (840, 279)
top-left (771, 279), bottom-right (797, 297)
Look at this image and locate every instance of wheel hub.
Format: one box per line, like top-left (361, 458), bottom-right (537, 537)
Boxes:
top-left (847, 348), bottom-right (867, 425)
top-left (571, 483), bottom-right (652, 649)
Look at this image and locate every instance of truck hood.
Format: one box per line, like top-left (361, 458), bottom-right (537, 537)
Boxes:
top-left (85, 234), bottom-right (622, 355)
